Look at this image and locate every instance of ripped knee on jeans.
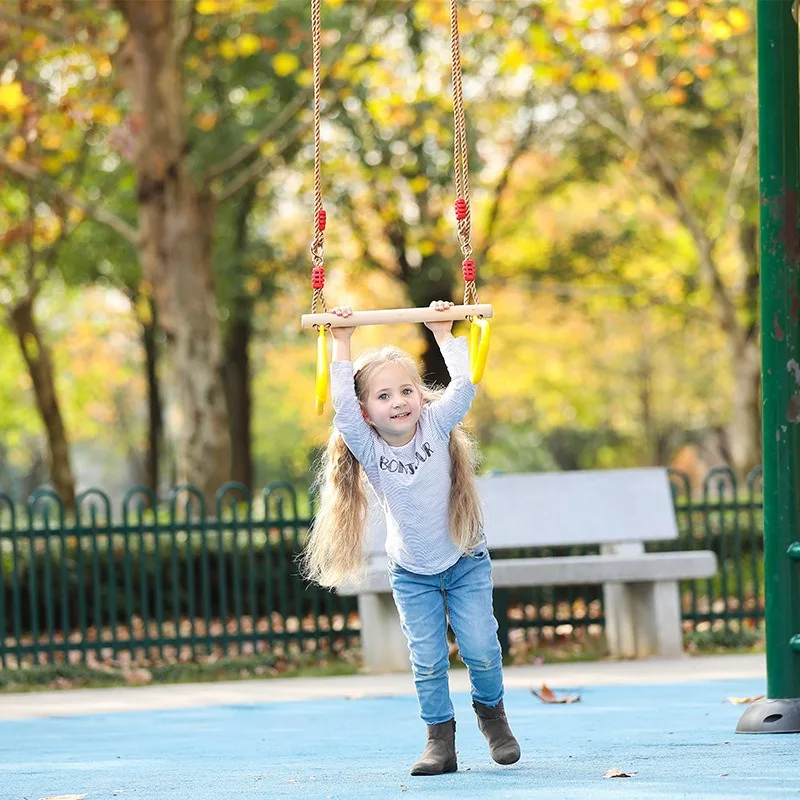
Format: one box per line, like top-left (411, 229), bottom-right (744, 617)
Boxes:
top-left (412, 659), bottom-right (449, 679)
top-left (460, 649), bottom-right (502, 673)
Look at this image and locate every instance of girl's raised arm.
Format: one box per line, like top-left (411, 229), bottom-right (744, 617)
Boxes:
top-left (424, 305), bottom-right (477, 439)
top-left (329, 307), bottom-right (377, 469)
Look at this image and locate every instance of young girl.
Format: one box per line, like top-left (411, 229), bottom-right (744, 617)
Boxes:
top-left (303, 300), bottom-right (520, 776)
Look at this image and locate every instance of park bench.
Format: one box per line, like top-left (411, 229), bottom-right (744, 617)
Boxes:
top-left (338, 468), bottom-right (718, 672)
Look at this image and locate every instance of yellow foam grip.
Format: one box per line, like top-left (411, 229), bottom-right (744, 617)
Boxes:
top-left (315, 326), bottom-right (329, 415)
top-left (468, 317), bottom-right (491, 384)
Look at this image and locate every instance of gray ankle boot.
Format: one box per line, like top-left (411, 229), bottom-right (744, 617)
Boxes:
top-left (410, 718), bottom-right (458, 776)
top-left (473, 699), bottom-right (521, 765)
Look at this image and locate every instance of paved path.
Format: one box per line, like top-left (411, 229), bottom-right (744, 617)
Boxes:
top-left (3, 654), bottom-right (794, 800)
top-left (0, 653), bottom-right (766, 720)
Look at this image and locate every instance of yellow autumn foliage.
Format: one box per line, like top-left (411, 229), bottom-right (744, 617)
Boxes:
top-left (273, 53), bottom-right (300, 77)
top-left (0, 82), bottom-right (27, 113)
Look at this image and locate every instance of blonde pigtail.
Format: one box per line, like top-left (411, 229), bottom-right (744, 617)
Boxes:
top-left (448, 425), bottom-right (484, 552)
top-left (301, 431), bottom-right (368, 587)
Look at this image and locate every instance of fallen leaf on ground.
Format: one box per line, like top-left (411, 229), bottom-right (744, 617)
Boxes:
top-left (604, 768), bottom-right (635, 778)
top-left (727, 695), bottom-right (764, 705)
top-left (530, 683), bottom-right (581, 704)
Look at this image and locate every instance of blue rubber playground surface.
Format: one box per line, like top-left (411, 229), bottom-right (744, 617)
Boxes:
top-left (1, 678), bottom-right (796, 800)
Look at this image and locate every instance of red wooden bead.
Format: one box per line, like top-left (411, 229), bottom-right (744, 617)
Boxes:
top-left (455, 198), bottom-right (467, 220)
top-left (312, 267), bottom-right (325, 289)
top-left (318, 209), bottom-right (327, 230)
top-left (462, 259), bottom-right (476, 281)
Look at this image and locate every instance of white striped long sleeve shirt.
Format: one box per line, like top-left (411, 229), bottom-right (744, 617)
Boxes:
top-left (330, 337), bottom-right (477, 575)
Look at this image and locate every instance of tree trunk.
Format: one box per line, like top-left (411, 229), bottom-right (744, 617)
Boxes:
top-left (142, 303), bottom-right (163, 495)
top-left (728, 334), bottom-right (762, 476)
top-left (10, 298), bottom-right (76, 508)
top-left (636, 342), bottom-right (657, 466)
top-left (223, 313), bottom-right (253, 489)
top-left (420, 327), bottom-right (449, 386)
top-left (115, 1), bottom-right (231, 503)
top-left (222, 185), bottom-right (256, 490)
top-left (404, 255), bottom-right (458, 386)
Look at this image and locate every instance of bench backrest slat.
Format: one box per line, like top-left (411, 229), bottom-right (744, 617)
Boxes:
top-left (476, 468), bottom-right (678, 549)
top-left (366, 467), bottom-right (678, 555)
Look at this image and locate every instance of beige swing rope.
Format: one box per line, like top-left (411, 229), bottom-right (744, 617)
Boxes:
top-left (308, 0), bottom-right (480, 314)
top-left (449, 0), bottom-right (479, 307)
top-left (309, 0), bottom-right (327, 316)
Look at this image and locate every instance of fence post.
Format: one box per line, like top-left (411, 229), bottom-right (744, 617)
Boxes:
top-left (738, 0), bottom-right (800, 733)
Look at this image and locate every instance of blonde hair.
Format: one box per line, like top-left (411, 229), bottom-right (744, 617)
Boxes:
top-left (302, 344), bottom-right (483, 588)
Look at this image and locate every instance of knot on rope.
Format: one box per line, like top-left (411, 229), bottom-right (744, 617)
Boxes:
top-left (317, 209), bottom-right (327, 231)
top-left (455, 197), bottom-right (468, 221)
top-left (311, 267), bottom-right (325, 289)
top-left (462, 258), bottom-right (476, 281)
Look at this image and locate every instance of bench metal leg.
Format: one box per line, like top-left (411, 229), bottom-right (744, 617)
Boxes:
top-left (603, 582), bottom-right (638, 658)
top-left (357, 592), bottom-right (410, 672)
top-left (603, 580), bottom-right (685, 659)
top-left (634, 580), bottom-right (684, 658)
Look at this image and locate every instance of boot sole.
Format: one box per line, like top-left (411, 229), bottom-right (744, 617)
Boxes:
top-left (410, 761), bottom-right (458, 776)
top-left (492, 750), bottom-right (521, 766)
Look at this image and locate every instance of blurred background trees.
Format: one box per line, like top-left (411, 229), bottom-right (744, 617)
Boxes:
top-left (0, 0), bottom-right (758, 503)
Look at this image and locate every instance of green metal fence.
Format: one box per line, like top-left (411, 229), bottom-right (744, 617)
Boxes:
top-left (0, 469), bottom-right (764, 668)
top-left (0, 482), bottom-right (358, 669)
top-left (667, 466), bottom-right (764, 630)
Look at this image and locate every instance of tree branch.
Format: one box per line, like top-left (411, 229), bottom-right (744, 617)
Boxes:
top-left (639, 135), bottom-right (740, 338)
top-left (205, 0), bottom-right (377, 186)
top-left (520, 278), bottom-right (715, 326)
top-left (25, 186), bottom-right (37, 297)
top-left (215, 123), bottom-right (308, 203)
top-left (713, 117), bottom-right (757, 246)
top-left (0, 155), bottom-right (139, 245)
top-left (206, 89), bottom-right (308, 186)
top-left (37, 139), bottom-right (94, 271)
top-left (611, 79), bottom-right (740, 337)
top-left (220, 39), bottom-right (374, 204)
top-left (0, 9), bottom-right (73, 41)
top-left (174, 0), bottom-right (199, 58)
top-left (341, 197), bottom-right (389, 272)
top-left (113, 0), bottom-right (160, 32)
top-left (581, 96), bottom-right (642, 151)
top-left (213, 64), bottom-right (372, 203)
top-left (477, 107), bottom-right (537, 264)
top-left (386, 216), bottom-right (413, 283)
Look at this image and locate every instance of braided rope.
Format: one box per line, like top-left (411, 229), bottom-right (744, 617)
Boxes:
top-left (310, 0), bottom-right (327, 315)
top-left (309, 0), bottom-right (477, 312)
top-left (449, 0), bottom-right (478, 307)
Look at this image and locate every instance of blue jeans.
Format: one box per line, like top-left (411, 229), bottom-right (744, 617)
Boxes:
top-left (388, 551), bottom-right (504, 725)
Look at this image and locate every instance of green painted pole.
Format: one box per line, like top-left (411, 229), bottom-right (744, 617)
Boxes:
top-left (738, 0), bottom-right (800, 733)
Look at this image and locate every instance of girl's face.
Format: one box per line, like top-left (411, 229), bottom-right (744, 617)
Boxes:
top-left (362, 362), bottom-right (423, 446)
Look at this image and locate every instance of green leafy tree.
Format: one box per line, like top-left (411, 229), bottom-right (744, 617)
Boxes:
top-left (0, 6), bottom-right (133, 504)
top-left (2, 0), bottom-right (371, 501)
top-left (509, 0), bottom-right (759, 471)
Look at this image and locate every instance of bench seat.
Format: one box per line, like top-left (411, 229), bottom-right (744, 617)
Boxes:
top-left (341, 551), bottom-right (717, 595)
